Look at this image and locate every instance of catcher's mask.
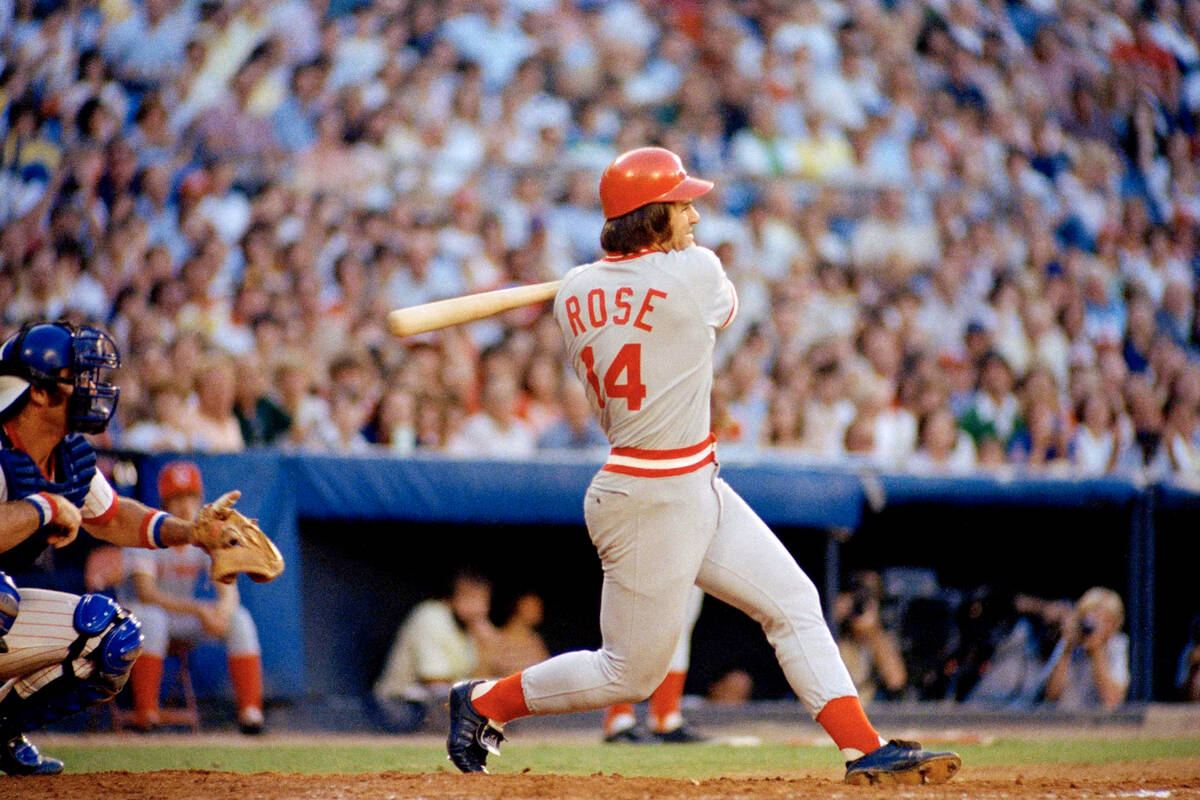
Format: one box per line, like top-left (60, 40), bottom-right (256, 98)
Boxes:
top-left (0, 321), bottom-right (121, 434)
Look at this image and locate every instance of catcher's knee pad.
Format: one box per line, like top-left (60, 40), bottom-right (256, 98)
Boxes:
top-left (73, 593), bottom-right (120, 636)
top-left (0, 572), bottom-right (18, 642)
top-left (73, 594), bottom-right (143, 678)
top-left (95, 612), bottom-right (143, 679)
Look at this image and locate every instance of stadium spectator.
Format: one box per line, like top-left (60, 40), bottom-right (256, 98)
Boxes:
top-left (447, 372), bottom-right (536, 458)
top-left (833, 571), bottom-right (908, 706)
top-left (185, 355), bottom-right (246, 453)
top-left (908, 406), bottom-right (976, 474)
top-left (121, 382), bottom-right (192, 453)
top-left (1070, 391), bottom-right (1122, 476)
top-left (478, 591), bottom-right (549, 679)
top-left (537, 380), bottom-right (607, 451)
top-left (801, 360), bottom-right (854, 459)
top-left (366, 385), bottom-right (418, 453)
top-left (1043, 587), bottom-right (1130, 711)
top-left (232, 353), bottom-right (291, 447)
top-left (960, 352), bottom-right (1021, 449)
top-left (373, 570), bottom-right (497, 733)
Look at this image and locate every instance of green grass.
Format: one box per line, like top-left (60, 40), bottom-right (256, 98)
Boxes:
top-left (45, 738), bottom-right (1200, 777)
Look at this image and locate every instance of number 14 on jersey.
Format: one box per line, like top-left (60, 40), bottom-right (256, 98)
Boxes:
top-left (581, 344), bottom-right (646, 410)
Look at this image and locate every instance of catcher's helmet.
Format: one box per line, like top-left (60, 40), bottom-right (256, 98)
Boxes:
top-left (599, 147), bottom-right (714, 220)
top-left (0, 321), bottom-right (121, 433)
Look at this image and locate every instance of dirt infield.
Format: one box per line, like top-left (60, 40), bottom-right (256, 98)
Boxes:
top-left (7, 761), bottom-right (1200, 800)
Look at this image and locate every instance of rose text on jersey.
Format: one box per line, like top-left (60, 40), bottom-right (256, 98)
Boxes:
top-left (564, 287), bottom-right (668, 336)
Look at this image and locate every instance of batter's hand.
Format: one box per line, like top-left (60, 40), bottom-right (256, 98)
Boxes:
top-left (191, 491), bottom-right (285, 584)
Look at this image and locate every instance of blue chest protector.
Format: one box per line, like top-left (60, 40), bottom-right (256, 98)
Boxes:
top-left (0, 434), bottom-right (97, 574)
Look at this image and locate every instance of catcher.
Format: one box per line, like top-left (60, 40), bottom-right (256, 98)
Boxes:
top-left (0, 321), bottom-right (282, 775)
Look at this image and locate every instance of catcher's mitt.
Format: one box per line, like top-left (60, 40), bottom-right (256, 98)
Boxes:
top-left (192, 490), bottom-right (284, 584)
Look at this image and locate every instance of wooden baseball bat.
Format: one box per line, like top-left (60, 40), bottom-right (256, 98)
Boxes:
top-left (387, 280), bottom-right (562, 337)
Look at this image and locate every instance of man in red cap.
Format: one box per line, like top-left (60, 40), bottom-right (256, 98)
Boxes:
top-left (446, 148), bottom-right (961, 785)
top-left (118, 460), bottom-right (266, 734)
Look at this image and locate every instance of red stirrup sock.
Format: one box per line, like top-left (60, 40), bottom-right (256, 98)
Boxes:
top-left (649, 671), bottom-right (687, 732)
top-left (470, 673), bottom-right (530, 724)
top-left (228, 654), bottom-right (263, 713)
top-left (130, 654), bottom-right (163, 729)
top-left (815, 695), bottom-right (885, 759)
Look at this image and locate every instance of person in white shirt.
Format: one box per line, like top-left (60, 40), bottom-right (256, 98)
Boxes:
top-left (118, 461), bottom-right (266, 734)
top-left (447, 373), bottom-right (536, 459)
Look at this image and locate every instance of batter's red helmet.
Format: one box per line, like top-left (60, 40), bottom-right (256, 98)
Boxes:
top-left (599, 147), bottom-right (714, 220)
top-left (158, 460), bottom-right (203, 501)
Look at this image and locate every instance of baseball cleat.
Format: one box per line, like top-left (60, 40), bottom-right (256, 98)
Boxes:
top-left (843, 739), bottom-right (961, 785)
top-left (653, 725), bottom-right (708, 744)
top-left (603, 724), bottom-right (649, 744)
top-left (447, 680), bottom-right (505, 773)
top-left (0, 733), bottom-right (65, 776)
top-left (238, 706), bottom-right (265, 736)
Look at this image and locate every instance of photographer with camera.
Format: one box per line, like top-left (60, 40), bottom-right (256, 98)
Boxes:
top-left (1043, 587), bottom-right (1129, 710)
top-left (833, 571), bottom-right (907, 705)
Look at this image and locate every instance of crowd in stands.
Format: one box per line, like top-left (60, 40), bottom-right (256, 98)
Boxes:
top-left (3, 0), bottom-right (1200, 482)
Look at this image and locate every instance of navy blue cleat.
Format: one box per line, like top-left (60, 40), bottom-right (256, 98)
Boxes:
top-left (0, 733), bottom-right (64, 776)
top-left (653, 725), bottom-right (708, 744)
top-left (446, 680), bottom-right (505, 773)
top-left (844, 739), bottom-right (961, 785)
top-left (603, 724), bottom-right (649, 744)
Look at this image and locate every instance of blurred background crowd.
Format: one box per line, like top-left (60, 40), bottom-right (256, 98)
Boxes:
top-left (3, 0), bottom-right (1200, 481)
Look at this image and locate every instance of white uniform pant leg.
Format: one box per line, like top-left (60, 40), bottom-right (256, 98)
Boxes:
top-left (0, 589), bottom-right (103, 698)
top-left (695, 478), bottom-right (857, 717)
top-left (669, 584), bottom-right (704, 673)
top-left (223, 606), bottom-right (260, 656)
top-left (521, 471), bottom-right (717, 714)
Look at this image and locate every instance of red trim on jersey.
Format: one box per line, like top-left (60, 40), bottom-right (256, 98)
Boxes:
top-left (610, 434), bottom-right (716, 460)
top-left (720, 282), bottom-right (739, 329)
top-left (603, 451), bottom-right (716, 478)
top-left (602, 248), bottom-right (659, 262)
top-left (83, 494), bottom-right (120, 526)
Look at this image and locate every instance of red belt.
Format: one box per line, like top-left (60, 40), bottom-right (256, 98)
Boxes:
top-left (602, 434), bottom-right (716, 477)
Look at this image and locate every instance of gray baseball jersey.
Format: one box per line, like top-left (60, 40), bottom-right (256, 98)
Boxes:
top-left (553, 246), bottom-right (737, 462)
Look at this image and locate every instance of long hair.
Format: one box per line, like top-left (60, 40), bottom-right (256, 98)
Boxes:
top-left (600, 202), bottom-right (672, 254)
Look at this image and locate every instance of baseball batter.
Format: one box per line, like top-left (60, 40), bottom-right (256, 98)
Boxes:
top-left (0, 321), bottom-right (277, 775)
top-left (447, 149), bottom-right (961, 785)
